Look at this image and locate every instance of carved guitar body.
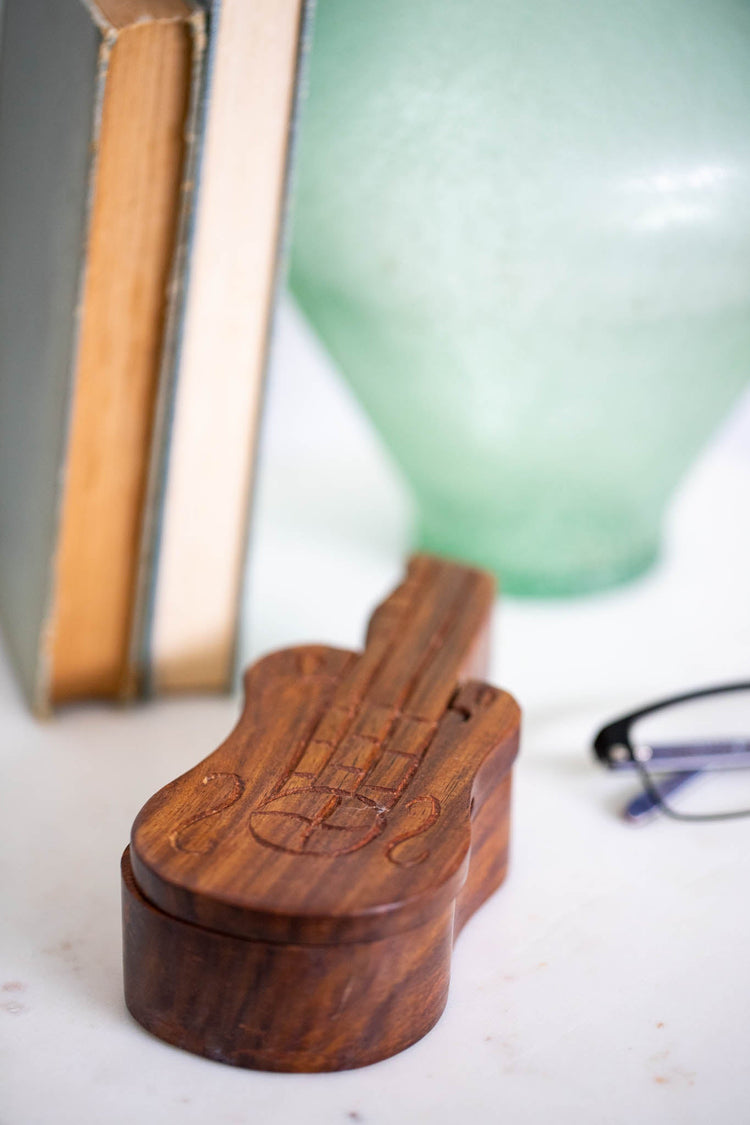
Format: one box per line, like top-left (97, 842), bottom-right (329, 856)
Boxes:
top-left (122, 555), bottom-right (520, 1071)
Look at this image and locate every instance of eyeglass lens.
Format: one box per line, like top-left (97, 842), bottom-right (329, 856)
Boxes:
top-left (629, 688), bottom-right (750, 818)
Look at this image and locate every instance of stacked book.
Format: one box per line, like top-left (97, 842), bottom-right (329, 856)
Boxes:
top-left (0, 0), bottom-right (308, 712)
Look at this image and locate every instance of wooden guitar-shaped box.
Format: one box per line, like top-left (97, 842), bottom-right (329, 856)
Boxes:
top-left (122, 556), bottom-right (521, 1071)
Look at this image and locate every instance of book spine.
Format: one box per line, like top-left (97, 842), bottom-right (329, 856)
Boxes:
top-left (35, 28), bottom-right (115, 713)
top-left (126, 6), bottom-right (208, 699)
top-left (230, 0), bottom-right (317, 692)
top-left (0, 0), bottom-right (103, 713)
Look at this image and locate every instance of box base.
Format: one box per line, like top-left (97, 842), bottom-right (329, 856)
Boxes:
top-left (122, 772), bottom-right (512, 1071)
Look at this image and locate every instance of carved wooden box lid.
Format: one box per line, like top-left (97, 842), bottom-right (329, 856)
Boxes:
top-left (129, 555), bottom-right (519, 946)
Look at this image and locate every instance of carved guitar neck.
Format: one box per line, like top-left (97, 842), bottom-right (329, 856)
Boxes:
top-left (122, 555), bottom-right (521, 1070)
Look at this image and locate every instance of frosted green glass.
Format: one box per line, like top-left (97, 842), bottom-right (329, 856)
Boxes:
top-left (289, 0), bottom-right (750, 595)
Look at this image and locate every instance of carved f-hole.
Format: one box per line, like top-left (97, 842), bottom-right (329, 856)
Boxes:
top-left (170, 772), bottom-right (245, 854)
top-left (385, 795), bottom-right (441, 867)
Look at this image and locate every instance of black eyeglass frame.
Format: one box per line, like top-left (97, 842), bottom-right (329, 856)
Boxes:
top-left (593, 681), bottom-right (750, 822)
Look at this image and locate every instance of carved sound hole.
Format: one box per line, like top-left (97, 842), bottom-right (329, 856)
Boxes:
top-left (249, 787), bottom-right (386, 857)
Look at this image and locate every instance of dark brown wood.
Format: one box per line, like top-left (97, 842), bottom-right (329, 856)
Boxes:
top-left (122, 554), bottom-right (521, 1071)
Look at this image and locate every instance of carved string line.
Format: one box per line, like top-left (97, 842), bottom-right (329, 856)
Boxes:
top-left (169, 683), bottom-right (500, 860)
top-left (248, 579), bottom-right (496, 859)
top-left (265, 561), bottom-right (447, 796)
top-left (248, 787), bottom-right (387, 857)
top-left (272, 568), bottom-right (481, 810)
top-left (249, 710), bottom-right (439, 859)
top-left (169, 570), bottom-right (498, 860)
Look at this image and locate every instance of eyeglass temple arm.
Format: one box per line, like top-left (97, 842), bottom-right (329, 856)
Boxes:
top-left (623, 770), bottom-right (703, 823)
top-left (602, 737), bottom-right (750, 771)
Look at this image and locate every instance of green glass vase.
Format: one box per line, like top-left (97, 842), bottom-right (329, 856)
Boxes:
top-left (289, 0), bottom-right (750, 595)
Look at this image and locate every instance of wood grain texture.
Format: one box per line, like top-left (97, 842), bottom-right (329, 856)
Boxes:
top-left (122, 555), bottom-right (521, 1070)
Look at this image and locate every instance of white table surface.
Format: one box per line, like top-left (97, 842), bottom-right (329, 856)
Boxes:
top-left (3, 299), bottom-right (750, 1124)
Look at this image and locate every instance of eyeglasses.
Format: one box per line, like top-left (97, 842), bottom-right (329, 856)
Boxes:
top-left (593, 682), bottom-right (750, 823)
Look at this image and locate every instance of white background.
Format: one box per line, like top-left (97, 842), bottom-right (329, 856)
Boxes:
top-left (2, 298), bottom-right (750, 1123)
